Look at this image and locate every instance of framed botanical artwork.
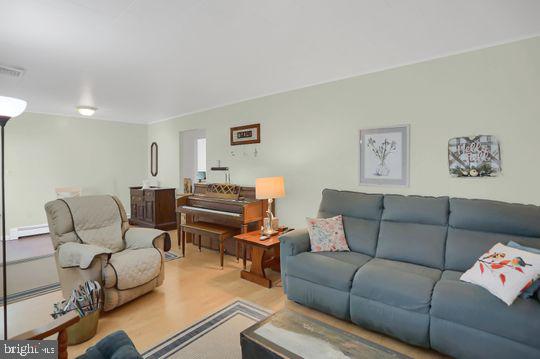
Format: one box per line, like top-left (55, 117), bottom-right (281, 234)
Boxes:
top-left (230, 123), bottom-right (260, 146)
top-left (359, 125), bottom-right (410, 186)
top-left (448, 135), bottom-right (501, 177)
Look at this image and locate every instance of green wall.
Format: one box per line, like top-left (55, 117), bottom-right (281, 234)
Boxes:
top-left (5, 37), bottom-right (540, 233)
top-left (148, 36), bottom-right (540, 228)
top-left (5, 113), bottom-right (147, 234)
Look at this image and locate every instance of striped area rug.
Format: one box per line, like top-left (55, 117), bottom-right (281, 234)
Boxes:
top-left (164, 251), bottom-right (181, 261)
top-left (0, 282), bottom-right (61, 305)
top-left (143, 300), bottom-right (271, 359)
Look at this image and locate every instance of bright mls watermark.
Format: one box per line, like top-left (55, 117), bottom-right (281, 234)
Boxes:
top-left (0, 340), bottom-right (57, 359)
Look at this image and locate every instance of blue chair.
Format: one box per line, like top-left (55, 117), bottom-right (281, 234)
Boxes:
top-left (76, 330), bottom-right (142, 359)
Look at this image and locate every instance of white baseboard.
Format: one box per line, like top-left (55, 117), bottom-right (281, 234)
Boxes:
top-left (9, 224), bottom-right (50, 240)
top-left (7, 214), bottom-right (131, 241)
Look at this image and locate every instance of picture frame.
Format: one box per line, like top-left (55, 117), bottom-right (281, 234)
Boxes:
top-left (230, 123), bottom-right (260, 146)
top-left (359, 125), bottom-right (410, 186)
top-left (448, 135), bottom-right (501, 177)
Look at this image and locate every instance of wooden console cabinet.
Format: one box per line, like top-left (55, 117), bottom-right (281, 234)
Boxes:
top-left (129, 187), bottom-right (176, 230)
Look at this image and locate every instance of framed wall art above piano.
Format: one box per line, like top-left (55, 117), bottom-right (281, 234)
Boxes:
top-left (230, 123), bottom-right (260, 146)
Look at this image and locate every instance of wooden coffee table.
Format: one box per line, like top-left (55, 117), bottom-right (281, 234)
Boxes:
top-left (234, 230), bottom-right (283, 288)
top-left (241, 309), bottom-right (410, 358)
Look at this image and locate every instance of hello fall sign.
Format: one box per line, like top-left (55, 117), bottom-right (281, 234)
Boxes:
top-left (448, 135), bottom-right (501, 177)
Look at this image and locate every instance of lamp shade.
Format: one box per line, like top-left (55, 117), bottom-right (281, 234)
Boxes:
top-left (256, 176), bottom-right (285, 199)
top-left (0, 96), bottom-right (27, 118)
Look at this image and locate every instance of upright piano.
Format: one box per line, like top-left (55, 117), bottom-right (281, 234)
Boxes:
top-left (176, 183), bottom-right (270, 255)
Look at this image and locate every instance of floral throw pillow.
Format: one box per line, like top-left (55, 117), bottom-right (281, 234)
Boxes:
top-left (460, 243), bottom-right (540, 305)
top-left (306, 215), bottom-right (350, 252)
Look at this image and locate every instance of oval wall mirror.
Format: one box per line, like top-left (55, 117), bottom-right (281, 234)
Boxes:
top-left (150, 142), bottom-right (158, 177)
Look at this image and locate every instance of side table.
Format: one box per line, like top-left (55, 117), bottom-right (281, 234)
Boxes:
top-left (234, 230), bottom-right (283, 288)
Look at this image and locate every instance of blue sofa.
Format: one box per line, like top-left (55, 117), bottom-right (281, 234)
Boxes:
top-left (280, 189), bottom-right (540, 359)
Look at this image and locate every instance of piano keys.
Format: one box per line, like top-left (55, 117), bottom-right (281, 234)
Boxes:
top-left (179, 206), bottom-right (242, 217)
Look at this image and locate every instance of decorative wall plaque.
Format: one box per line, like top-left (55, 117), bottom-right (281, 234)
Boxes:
top-left (230, 123), bottom-right (260, 145)
top-left (448, 135), bottom-right (501, 177)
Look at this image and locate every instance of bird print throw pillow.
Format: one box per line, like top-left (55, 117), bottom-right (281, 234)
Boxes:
top-left (460, 243), bottom-right (540, 305)
top-left (306, 215), bottom-right (350, 252)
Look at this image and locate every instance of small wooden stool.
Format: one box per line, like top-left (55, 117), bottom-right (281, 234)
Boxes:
top-left (180, 222), bottom-right (237, 268)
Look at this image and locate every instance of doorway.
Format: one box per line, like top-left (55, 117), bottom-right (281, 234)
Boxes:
top-left (179, 129), bottom-right (206, 193)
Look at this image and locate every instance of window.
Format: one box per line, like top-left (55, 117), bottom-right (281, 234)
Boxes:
top-left (196, 138), bottom-right (206, 172)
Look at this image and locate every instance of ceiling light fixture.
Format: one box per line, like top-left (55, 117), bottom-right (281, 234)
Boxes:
top-left (0, 96), bottom-right (27, 119)
top-left (77, 106), bottom-right (97, 116)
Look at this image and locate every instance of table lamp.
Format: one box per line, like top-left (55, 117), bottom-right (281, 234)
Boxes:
top-left (256, 176), bottom-right (285, 236)
top-left (0, 95), bottom-right (27, 339)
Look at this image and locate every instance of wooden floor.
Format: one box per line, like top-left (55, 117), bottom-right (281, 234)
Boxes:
top-left (3, 230), bottom-right (443, 358)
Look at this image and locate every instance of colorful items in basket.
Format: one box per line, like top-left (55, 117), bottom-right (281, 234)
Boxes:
top-left (52, 281), bottom-right (103, 319)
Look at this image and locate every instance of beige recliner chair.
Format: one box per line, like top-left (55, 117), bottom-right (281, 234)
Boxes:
top-left (45, 195), bottom-right (171, 311)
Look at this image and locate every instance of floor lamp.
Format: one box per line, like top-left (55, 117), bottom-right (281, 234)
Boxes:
top-left (0, 96), bottom-right (27, 339)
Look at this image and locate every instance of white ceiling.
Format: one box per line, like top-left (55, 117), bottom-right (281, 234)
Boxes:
top-left (0, 0), bottom-right (539, 124)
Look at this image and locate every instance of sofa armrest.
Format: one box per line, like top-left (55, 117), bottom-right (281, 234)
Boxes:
top-left (279, 228), bottom-right (311, 293)
top-left (124, 228), bottom-right (171, 252)
top-left (57, 242), bottom-right (111, 269)
top-left (280, 228), bottom-right (311, 256)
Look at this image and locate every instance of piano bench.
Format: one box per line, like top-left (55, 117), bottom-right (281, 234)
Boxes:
top-left (180, 222), bottom-right (239, 268)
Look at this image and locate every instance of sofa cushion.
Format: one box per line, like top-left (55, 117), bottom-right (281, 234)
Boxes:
top-left (351, 258), bottom-right (441, 314)
top-left (318, 189), bottom-right (383, 220)
top-left (382, 195), bottom-right (449, 226)
top-left (376, 221), bottom-right (447, 269)
top-left (449, 198), bottom-right (540, 238)
top-left (441, 269), bottom-right (462, 281)
top-left (431, 275), bottom-right (540, 350)
top-left (314, 251), bottom-right (372, 266)
top-left (376, 195), bottom-right (448, 269)
top-left (317, 189), bottom-right (383, 256)
top-left (286, 251), bottom-right (371, 291)
top-left (103, 248), bottom-right (162, 290)
top-left (446, 198), bottom-right (540, 272)
top-left (430, 317), bottom-right (540, 359)
top-left (341, 216), bottom-right (380, 256)
top-left (444, 228), bottom-right (540, 272)
top-left (287, 277), bottom-right (351, 320)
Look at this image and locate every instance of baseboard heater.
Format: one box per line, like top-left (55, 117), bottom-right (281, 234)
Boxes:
top-left (9, 224), bottom-right (50, 240)
top-left (8, 211), bottom-right (132, 240)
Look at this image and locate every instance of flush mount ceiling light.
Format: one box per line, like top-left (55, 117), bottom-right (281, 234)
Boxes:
top-left (77, 106), bottom-right (97, 116)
